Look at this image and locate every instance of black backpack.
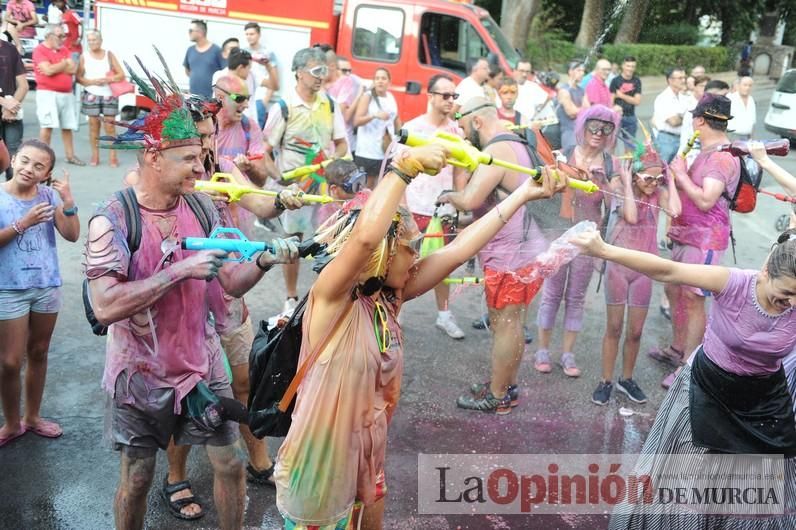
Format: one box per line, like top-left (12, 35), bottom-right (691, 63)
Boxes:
top-left (82, 188), bottom-right (215, 336)
top-left (247, 293), bottom-right (310, 438)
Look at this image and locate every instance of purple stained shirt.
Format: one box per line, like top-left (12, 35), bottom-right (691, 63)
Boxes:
top-left (703, 268), bottom-right (796, 376)
top-left (0, 185), bottom-right (63, 289)
top-left (609, 189), bottom-right (660, 255)
top-left (85, 195), bottom-right (222, 413)
top-left (668, 149), bottom-right (740, 250)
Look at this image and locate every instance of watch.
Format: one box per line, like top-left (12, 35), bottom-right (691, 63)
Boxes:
top-left (63, 205), bottom-right (78, 217)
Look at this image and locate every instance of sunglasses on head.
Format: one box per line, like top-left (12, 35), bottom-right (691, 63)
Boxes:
top-left (430, 91), bottom-right (458, 101)
top-left (214, 85), bottom-right (249, 104)
top-left (585, 120), bottom-right (615, 136)
top-left (340, 168), bottom-right (367, 194)
top-left (455, 102), bottom-right (496, 120)
top-left (637, 173), bottom-right (665, 185)
top-left (306, 65), bottom-right (329, 79)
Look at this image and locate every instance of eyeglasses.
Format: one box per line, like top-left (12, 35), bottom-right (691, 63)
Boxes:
top-left (430, 91), bottom-right (458, 101)
top-left (637, 173), bottom-right (665, 185)
top-left (340, 168), bottom-right (367, 194)
top-left (340, 68), bottom-right (352, 75)
top-left (305, 65), bottom-right (329, 79)
top-left (585, 120), bottom-right (615, 136)
top-left (373, 301), bottom-right (392, 353)
top-left (54, 33), bottom-right (65, 40)
top-left (214, 85), bottom-right (249, 104)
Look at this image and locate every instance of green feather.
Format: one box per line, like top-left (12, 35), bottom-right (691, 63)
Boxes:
top-left (161, 108), bottom-right (199, 141)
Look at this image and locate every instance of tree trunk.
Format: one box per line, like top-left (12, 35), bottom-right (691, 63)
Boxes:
top-left (499, 0), bottom-right (541, 52)
top-left (575, 0), bottom-right (606, 49)
top-left (614, 0), bottom-right (651, 44)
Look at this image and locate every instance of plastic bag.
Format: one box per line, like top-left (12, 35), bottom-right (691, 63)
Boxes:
top-left (531, 221), bottom-right (597, 278)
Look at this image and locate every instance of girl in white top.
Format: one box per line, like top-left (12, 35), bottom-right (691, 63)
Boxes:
top-left (353, 67), bottom-right (401, 188)
top-left (76, 30), bottom-right (125, 167)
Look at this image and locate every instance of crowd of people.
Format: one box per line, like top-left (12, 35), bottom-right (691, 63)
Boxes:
top-left (1, 11), bottom-right (796, 530)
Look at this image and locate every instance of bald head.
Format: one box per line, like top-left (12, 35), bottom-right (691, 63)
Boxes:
top-left (215, 75), bottom-right (247, 96)
top-left (595, 59), bottom-right (612, 81)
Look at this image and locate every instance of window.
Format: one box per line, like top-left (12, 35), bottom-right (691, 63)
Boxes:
top-left (481, 15), bottom-right (520, 69)
top-left (352, 6), bottom-right (404, 63)
top-left (419, 12), bottom-right (489, 76)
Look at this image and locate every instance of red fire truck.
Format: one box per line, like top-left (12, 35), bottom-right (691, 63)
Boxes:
top-left (95, 0), bottom-right (521, 119)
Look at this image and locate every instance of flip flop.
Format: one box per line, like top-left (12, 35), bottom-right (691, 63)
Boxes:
top-left (0, 425), bottom-right (26, 448)
top-left (22, 419), bottom-right (62, 439)
top-left (647, 346), bottom-right (683, 367)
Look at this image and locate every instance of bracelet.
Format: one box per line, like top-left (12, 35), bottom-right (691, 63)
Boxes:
top-left (388, 165), bottom-right (412, 185)
top-left (11, 221), bottom-right (24, 235)
top-left (256, 252), bottom-right (273, 272)
top-left (495, 203), bottom-right (509, 225)
top-left (274, 191), bottom-right (286, 211)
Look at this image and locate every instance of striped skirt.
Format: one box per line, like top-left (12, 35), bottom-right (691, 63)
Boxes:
top-left (608, 363), bottom-right (796, 530)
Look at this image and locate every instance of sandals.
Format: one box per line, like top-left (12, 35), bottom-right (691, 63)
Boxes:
top-left (66, 157), bottom-right (86, 166)
top-left (559, 352), bottom-right (581, 378)
top-left (0, 424), bottom-right (26, 448)
top-left (648, 345), bottom-right (684, 367)
top-left (161, 478), bottom-right (205, 521)
top-left (22, 419), bottom-right (62, 439)
top-left (246, 462), bottom-right (276, 487)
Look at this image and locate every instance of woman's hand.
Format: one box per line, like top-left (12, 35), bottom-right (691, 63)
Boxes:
top-left (19, 202), bottom-right (56, 230)
top-left (522, 166), bottom-right (567, 202)
top-left (400, 144), bottom-right (448, 176)
top-left (620, 159), bottom-right (633, 186)
top-left (748, 140), bottom-right (770, 166)
top-left (51, 170), bottom-right (74, 206)
top-left (569, 227), bottom-right (607, 257)
top-left (375, 111), bottom-right (390, 121)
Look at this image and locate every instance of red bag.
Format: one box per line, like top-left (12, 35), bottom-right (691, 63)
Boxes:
top-left (106, 51), bottom-right (134, 97)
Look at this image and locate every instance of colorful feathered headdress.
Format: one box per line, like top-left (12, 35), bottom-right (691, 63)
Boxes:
top-left (631, 139), bottom-right (663, 173)
top-left (101, 47), bottom-right (200, 151)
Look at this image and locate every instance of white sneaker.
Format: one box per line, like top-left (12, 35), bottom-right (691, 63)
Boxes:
top-left (282, 297), bottom-right (298, 315)
top-left (436, 313), bottom-right (465, 339)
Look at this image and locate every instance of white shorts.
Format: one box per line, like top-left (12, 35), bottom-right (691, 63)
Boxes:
top-left (0, 287), bottom-right (63, 320)
top-left (280, 205), bottom-right (319, 237)
top-left (36, 89), bottom-right (78, 131)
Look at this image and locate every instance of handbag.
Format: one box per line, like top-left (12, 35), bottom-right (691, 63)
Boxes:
top-left (106, 51), bottom-right (134, 97)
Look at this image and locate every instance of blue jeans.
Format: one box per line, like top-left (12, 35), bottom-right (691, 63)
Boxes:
top-left (654, 131), bottom-right (680, 163)
top-left (620, 115), bottom-right (637, 149)
top-left (1, 119), bottom-right (23, 180)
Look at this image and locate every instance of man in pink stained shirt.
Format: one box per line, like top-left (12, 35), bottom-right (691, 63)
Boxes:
top-left (585, 59), bottom-right (613, 108)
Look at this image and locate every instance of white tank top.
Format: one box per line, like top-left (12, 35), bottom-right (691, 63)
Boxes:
top-left (355, 90), bottom-right (397, 159)
top-left (83, 51), bottom-right (113, 97)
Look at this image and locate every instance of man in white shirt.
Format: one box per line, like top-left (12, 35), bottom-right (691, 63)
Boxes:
top-left (513, 58), bottom-right (549, 121)
top-left (455, 57), bottom-right (489, 111)
top-left (652, 67), bottom-right (689, 163)
top-left (243, 22), bottom-right (279, 129)
top-left (402, 73), bottom-right (467, 339)
top-left (728, 76), bottom-right (756, 140)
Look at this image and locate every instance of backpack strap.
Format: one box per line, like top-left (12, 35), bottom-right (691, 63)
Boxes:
top-left (513, 112), bottom-right (522, 126)
top-left (277, 300), bottom-right (353, 413)
top-left (325, 92), bottom-right (335, 114)
top-left (183, 192), bottom-right (215, 236)
top-left (278, 98), bottom-right (289, 122)
top-left (114, 187), bottom-right (142, 254)
top-left (240, 114), bottom-right (251, 144)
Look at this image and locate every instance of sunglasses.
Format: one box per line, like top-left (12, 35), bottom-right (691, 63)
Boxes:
top-left (340, 168), bottom-right (367, 194)
top-left (340, 68), bottom-right (352, 75)
top-left (306, 65), bottom-right (329, 79)
top-left (585, 121), bottom-right (615, 136)
top-left (214, 85), bottom-right (249, 104)
top-left (373, 301), bottom-right (392, 353)
top-left (430, 91), bottom-right (459, 101)
top-left (455, 102), bottom-right (496, 120)
top-left (637, 173), bottom-right (665, 185)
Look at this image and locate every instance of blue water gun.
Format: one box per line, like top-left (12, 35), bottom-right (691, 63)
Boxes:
top-left (181, 227), bottom-right (322, 262)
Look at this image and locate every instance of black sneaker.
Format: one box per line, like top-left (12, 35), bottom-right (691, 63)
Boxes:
top-left (523, 326), bottom-right (533, 344)
top-left (457, 390), bottom-right (512, 415)
top-left (591, 381), bottom-right (613, 406)
top-left (617, 378), bottom-right (648, 404)
top-left (471, 313), bottom-right (489, 330)
top-left (470, 381), bottom-right (519, 407)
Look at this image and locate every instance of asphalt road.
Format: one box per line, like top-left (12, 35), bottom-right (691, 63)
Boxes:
top-left (1, 75), bottom-right (794, 530)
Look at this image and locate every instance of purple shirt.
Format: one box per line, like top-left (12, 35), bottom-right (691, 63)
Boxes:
top-left (585, 76), bottom-right (612, 107)
top-left (609, 189), bottom-right (660, 255)
top-left (472, 141), bottom-right (547, 271)
top-left (85, 195), bottom-right (221, 413)
top-left (669, 149), bottom-right (740, 250)
top-left (703, 269), bottom-right (796, 376)
top-left (0, 185), bottom-right (62, 289)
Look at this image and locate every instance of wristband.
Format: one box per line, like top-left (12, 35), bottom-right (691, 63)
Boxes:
top-left (391, 149), bottom-right (426, 178)
top-left (63, 205), bottom-right (78, 217)
top-left (388, 165), bottom-right (412, 185)
top-left (256, 252), bottom-right (273, 272)
top-left (274, 191), bottom-right (286, 211)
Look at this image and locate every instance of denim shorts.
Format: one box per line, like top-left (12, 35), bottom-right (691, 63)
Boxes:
top-left (0, 286), bottom-right (62, 320)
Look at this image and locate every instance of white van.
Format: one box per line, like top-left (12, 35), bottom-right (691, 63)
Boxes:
top-left (764, 69), bottom-right (796, 141)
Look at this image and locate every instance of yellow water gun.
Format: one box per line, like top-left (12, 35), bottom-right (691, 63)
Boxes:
top-left (681, 131), bottom-right (700, 159)
top-left (195, 173), bottom-right (336, 204)
top-left (396, 129), bottom-right (597, 194)
top-left (443, 277), bottom-right (483, 285)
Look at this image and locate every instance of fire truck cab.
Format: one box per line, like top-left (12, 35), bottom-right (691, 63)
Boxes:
top-left (95, 0), bottom-right (520, 120)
